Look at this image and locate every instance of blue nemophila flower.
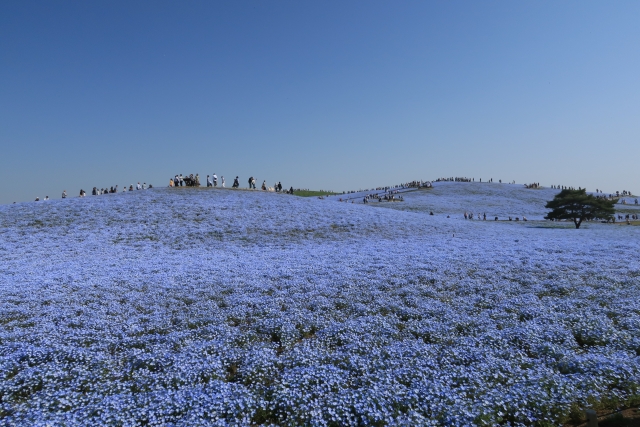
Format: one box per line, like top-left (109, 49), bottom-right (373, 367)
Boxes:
top-left (1, 185), bottom-right (639, 425)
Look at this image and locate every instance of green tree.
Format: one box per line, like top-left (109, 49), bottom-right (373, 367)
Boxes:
top-left (545, 189), bottom-right (617, 228)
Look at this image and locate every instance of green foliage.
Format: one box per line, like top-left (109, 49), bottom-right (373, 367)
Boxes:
top-left (294, 190), bottom-right (339, 197)
top-left (544, 189), bottom-right (617, 229)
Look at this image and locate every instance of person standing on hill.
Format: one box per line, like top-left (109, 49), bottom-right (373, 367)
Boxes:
top-left (213, 173), bottom-right (218, 187)
top-left (206, 175), bottom-right (212, 187)
top-left (248, 177), bottom-right (252, 189)
top-left (221, 176), bottom-right (225, 188)
top-left (62, 190), bottom-right (67, 198)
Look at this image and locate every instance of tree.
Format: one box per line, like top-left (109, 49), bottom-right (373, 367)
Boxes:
top-left (544, 189), bottom-right (616, 229)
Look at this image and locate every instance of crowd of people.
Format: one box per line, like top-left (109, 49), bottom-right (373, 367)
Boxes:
top-left (554, 187), bottom-right (637, 202)
top-left (524, 183), bottom-right (541, 188)
top-left (206, 174), bottom-right (223, 187)
top-left (169, 173), bottom-right (294, 194)
top-left (551, 185), bottom-right (578, 190)
top-left (341, 180), bottom-right (431, 196)
top-left (436, 177), bottom-right (474, 182)
top-left (462, 212), bottom-right (529, 221)
top-left (362, 192), bottom-right (404, 203)
top-left (34, 183), bottom-right (152, 202)
top-left (89, 183), bottom-right (149, 195)
top-left (435, 177), bottom-right (498, 183)
top-left (170, 174), bottom-right (200, 187)
top-left (618, 214), bottom-right (639, 221)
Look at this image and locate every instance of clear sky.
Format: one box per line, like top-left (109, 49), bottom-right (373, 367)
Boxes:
top-left (1, 1), bottom-right (639, 204)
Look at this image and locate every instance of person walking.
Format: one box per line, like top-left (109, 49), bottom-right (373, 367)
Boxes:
top-left (213, 173), bottom-right (218, 187)
top-left (221, 176), bottom-right (225, 188)
top-left (248, 176), bottom-right (252, 189)
top-left (62, 190), bottom-right (67, 199)
top-left (206, 175), bottom-right (212, 187)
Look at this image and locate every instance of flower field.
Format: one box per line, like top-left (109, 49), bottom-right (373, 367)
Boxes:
top-left (1, 184), bottom-right (639, 426)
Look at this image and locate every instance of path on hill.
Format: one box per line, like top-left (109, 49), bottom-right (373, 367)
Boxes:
top-left (325, 186), bottom-right (422, 203)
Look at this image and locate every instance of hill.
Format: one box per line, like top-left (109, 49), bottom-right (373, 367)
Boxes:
top-left (1, 187), bottom-right (639, 426)
top-left (329, 181), bottom-right (639, 221)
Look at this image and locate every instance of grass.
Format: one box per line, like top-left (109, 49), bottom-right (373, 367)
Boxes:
top-left (293, 190), bottom-right (340, 197)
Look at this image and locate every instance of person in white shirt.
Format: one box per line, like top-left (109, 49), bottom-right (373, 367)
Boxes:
top-left (62, 190), bottom-right (67, 199)
top-left (221, 176), bottom-right (225, 187)
top-left (44, 196), bottom-right (49, 201)
top-left (137, 182), bottom-right (142, 190)
top-left (213, 173), bottom-right (218, 187)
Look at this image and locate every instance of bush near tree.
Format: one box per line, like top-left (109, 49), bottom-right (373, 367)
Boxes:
top-left (544, 188), bottom-right (617, 229)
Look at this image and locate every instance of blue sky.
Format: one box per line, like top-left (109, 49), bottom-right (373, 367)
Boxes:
top-left (1, 1), bottom-right (639, 203)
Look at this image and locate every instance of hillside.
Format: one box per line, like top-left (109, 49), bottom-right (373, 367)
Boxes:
top-left (1, 187), bottom-right (639, 426)
top-left (329, 181), bottom-right (639, 221)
